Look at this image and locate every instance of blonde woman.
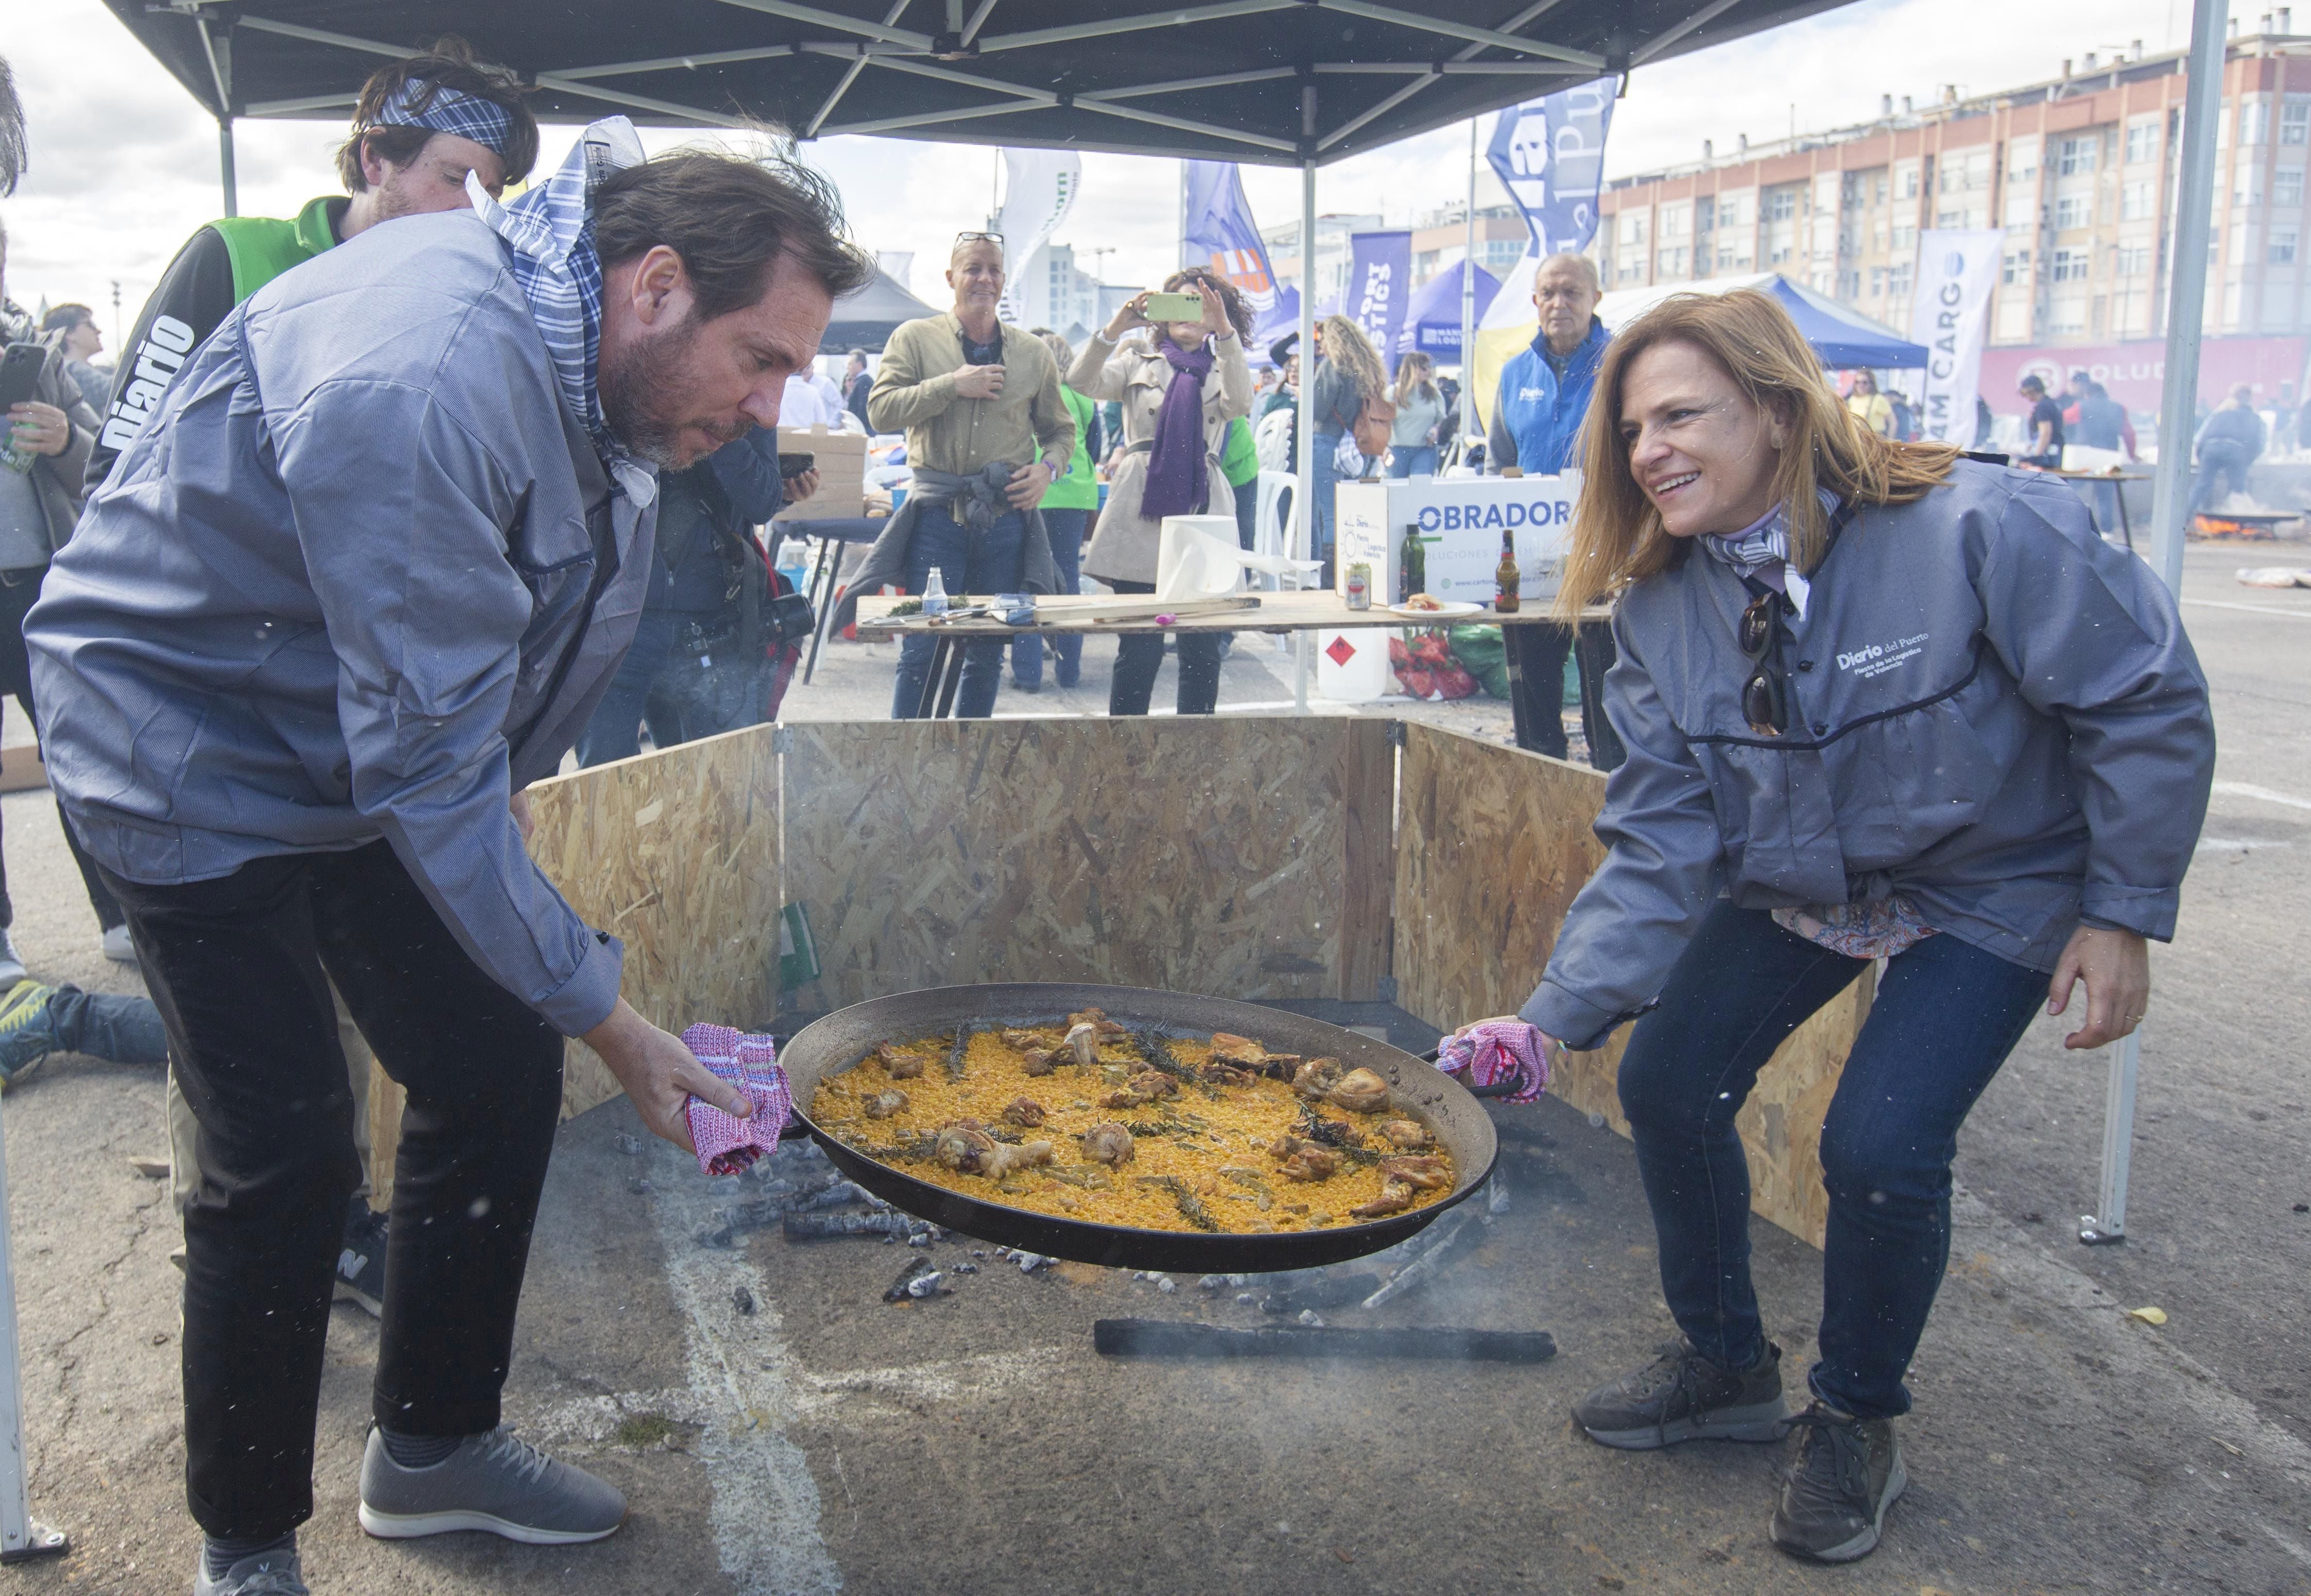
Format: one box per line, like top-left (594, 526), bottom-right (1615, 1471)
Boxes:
top-left (1472, 290), bottom-right (2213, 1564)
top-left (1307, 313), bottom-right (1386, 572)
top-left (1386, 352), bottom-right (1446, 478)
top-left (1070, 268), bottom-right (1253, 715)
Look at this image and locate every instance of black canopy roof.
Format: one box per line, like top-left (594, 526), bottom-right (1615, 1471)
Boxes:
top-left (823, 265), bottom-right (939, 350)
top-left (109, 0), bottom-right (1854, 167)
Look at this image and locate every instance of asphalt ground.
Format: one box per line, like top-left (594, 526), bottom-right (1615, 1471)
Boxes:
top-left (0, 541), bottom-right (2302, 1593)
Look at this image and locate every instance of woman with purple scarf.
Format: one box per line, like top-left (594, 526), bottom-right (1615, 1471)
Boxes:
top-left (1070, 269), bottom-right (1254, 715)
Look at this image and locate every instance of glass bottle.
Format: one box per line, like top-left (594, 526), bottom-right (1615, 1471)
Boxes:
top-left (1495, 527), bottom-right (1521, 613)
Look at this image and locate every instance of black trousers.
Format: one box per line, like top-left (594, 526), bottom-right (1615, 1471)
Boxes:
top-left (0, 565), bottom-right (124, 932)
top-left (1506, 619), bottom-right (1626, 770)
top-left (1107, 578), bottom-right (1225, 717)
top-left (101, 841), bottom-right (564, 1539)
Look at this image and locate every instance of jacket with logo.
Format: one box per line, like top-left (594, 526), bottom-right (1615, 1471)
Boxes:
top-left (1487, 317), bottom-right (1608, 475)
top-left (1522, 460), bottom-right (2214, 1050)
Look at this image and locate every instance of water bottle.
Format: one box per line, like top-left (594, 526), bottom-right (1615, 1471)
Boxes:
top-left (922, 567), bottom-right (950, 616)
top-left (775, 536), bottom-right (810, 592)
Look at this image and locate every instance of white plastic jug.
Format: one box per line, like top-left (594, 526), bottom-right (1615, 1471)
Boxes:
top-left (1315, 627), bottom-right (1390, 702)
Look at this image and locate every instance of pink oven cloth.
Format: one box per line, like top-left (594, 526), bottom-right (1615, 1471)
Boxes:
top-left (680, 1023), bottom-right (795, 1176)
top-left (1435, 1020), bottom-right (1552, 1105)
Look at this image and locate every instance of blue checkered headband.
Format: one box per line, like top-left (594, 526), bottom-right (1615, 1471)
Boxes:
top-left (371, 81), bottom-right (514, 157)
top-left (468, 117), bottom-right (658, 504)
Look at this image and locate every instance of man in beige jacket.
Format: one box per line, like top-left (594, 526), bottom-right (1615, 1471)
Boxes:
top-left (864, 233), bottom-right (1075, 717)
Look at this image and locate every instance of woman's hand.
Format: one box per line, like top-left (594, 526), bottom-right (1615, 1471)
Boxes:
top-left (7, 402), bottom-right (70, 458)
top-left (1196, 281), bottom-right (1232, 340)
top-left (2046, 924), bottom-right (2151, 1050)
top-left (1105, 292), bottom-right (1150, 341)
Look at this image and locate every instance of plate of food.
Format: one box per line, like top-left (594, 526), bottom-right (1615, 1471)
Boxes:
top-left (778, 983), bottom-right (1500, 1272)
top-left (1388, 595), bottom-right (1485, 620)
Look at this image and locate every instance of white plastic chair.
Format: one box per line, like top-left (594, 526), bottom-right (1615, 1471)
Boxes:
top-left (1253, 471), bottom-right (1307, 574)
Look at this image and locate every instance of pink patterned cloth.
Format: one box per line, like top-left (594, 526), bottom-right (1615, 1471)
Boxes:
top-left (1436, 1020), bottom-right (1553, 1105)
top-left (681, 1023), bottom-right (794, 1176)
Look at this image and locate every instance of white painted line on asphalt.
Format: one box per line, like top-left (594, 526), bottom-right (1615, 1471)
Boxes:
top-left (2211, 779), bottom-right (2311, 812)
top-left (2181, 598), bottom-right (2311, 620)
top-left (646, 1151), bottom-right (841, 1596)
top-left (2195, 836), bottom-right (2297, 852)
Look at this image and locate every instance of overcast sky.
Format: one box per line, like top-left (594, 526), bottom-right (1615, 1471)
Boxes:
top-left (6, 0), bottom-right (2193, 340)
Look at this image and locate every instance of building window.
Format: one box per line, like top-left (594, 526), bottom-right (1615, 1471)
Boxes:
top-left (2281, 167), bottom-right (2307, 206)
top-left (1894, 161), bottom-right (1921, 199)
top-left (1765, 188), bottom-right (1796, 222)
top-left (1660, 203), bottom-right (1690, 240)
top-left (1892, 223), bottom-right (1917, 251)
top-left (2002, 248), bottom-right (2031, 284)
top-left (2125, 118), bottom-right (2161, 164)
top-left (2051, 298), bottom-right (2088, 334)
top-left (1657, 246), bottom-right (1689, 276)
top-left (2236, 164), bottom-right (2266, 207)
top-left (2116, 245), bottom-right (2151, 276)
top-left (2285, 97), bottom-right (2311, 146)
top-left (2120, 180), bottom-right (2155, 221)
top-left (1935, 206), bottom-right (1963, 228)
top-left (1481, 238), bottom-right (1524, 269)
top-left (2051, 247), bottom-right (2091, 283)
top-left (2004, 191), bottom-right (2039, 228)
top-left (2007, 137), bottom-right (2039, 181)
top-left (2057, 135), bottom-right (2098, 177)
top-left (1887, 262), bottom-right (1912, 297)
top-left (1869, 265), bottom-right (1886, 296)
top-left (2273, 228), bottom-right (2298, 265)
top-left (1717, 196), bottom-right (1745, 230)
top-left (2054, 194), bottom-right (2092, 230)
top-left (2241, 99), bottom-right (2271, 146)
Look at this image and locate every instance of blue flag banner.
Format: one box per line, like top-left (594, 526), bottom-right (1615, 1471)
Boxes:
top-left (1183, 161), bottom-right (1288, 333)
top-left (1486, 83), bottom-right (1615, 257)
top-left (1345, 230), bottom-right (1413, 369)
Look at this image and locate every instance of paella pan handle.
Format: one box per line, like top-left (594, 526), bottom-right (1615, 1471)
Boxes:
top-left (1418, 1045), bottom-right (1524, 1100)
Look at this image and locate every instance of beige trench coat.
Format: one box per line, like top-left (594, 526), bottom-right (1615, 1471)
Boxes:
top-left (1068, 329), bottom-right (1252, 586)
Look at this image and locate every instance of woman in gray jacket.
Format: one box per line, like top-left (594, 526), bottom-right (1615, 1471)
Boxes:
top-left (1070, 269), bottom-right (1252, 716)
top-left (1504, 290), bottom-right (2213, 1565)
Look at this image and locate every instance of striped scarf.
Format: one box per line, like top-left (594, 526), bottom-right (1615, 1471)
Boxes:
top-left (1696, 487), bottom-right (1840, 615)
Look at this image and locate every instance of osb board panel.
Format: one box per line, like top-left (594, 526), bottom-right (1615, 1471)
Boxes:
top-left (783, 718), bottom-right (1385, 1009)
top-left (525, 724), bottom-right (781, 1120)
top-left (1392, 721), bottom-right (1867, 1248)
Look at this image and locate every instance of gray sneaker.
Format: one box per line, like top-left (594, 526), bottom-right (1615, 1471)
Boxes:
top-left (193, 1546), bottom-right (308, 1595)
top-left (358, 1424), bottom-right (626, 1545)
top-left (1770, 1401), bottom-right (1906, 1563)
top-left (1572, 1338), bottom-right (1790, 1449)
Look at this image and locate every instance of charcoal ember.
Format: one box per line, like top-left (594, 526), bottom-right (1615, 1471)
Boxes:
top-left (1258, 1272), bottom-right (1382, 1316)
top-left (786, 1211), bottom-right (913, 1241)
top-left (733, 1285), bottom-right (756, 1316)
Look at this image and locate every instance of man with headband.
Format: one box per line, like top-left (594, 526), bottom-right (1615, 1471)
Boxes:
top-left (88, 38), bottom-right (538, 1334)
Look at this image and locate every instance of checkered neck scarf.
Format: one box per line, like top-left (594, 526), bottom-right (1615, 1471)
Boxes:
top-left (1698, 488), bottom-right (1841, 615)
top-left (369, 81), bottom-right (514, 157)
top-left (467, 117), bottom-right (656, 504)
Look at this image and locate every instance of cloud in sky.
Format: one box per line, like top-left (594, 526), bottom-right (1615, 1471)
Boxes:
top-left (4, 0), bottom-right (2186, 334)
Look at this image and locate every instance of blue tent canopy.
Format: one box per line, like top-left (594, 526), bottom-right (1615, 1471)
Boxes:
top-left (1398, 262), bottom-right (1501, 359)
top-left (1595, 271), bottom-right (1929, 369)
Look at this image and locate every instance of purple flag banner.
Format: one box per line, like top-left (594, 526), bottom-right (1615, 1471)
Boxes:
top-left (1183, 160), bottom-right (1299, 342)
top-left (1344, 230), bottom-right (1413, 370)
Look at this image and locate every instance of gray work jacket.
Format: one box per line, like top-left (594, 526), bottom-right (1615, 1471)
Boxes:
top-left (1523, 461), bottom-right (2214, 1051)
top-left (25, 212), bottom-right (656, 1037)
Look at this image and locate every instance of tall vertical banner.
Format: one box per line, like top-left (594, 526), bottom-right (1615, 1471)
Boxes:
top-left (1344, 231), bottom-right (1413, 371)
top-left (1182, 160), bottom-right (1298, 345)
top-left (994, 148), bottom-right (1081, 321)
top-left (1472, 82), bottom-right (1616, 428)
top-left (1907, 231), bottom-right (2003, 445)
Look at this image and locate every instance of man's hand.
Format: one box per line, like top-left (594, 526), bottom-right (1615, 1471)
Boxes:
top-left (509, 788), bottom-right (534, 844)
top-left (784, 466), bottom-right (821, 506)
top-left (2046, 924), bottom-right (2151, 1050)
top-left (952, 364), bottom-right (1007, 401)
top-left (1005, 459), bottom-right (1055, 510)
top-left (583, 999), bottom-right (754, 1153)
top-left (7, 402), bottom-right (69, 458)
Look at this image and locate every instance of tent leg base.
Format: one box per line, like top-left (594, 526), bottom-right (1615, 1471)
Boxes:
top-left (2, 1523), bottom-right (69, 1564)
top-left (2077, 1220), bottom-right (2126, 1247)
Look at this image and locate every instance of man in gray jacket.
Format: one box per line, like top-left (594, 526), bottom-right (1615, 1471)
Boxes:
top-left (26, 119), bottom-right (871, 1596)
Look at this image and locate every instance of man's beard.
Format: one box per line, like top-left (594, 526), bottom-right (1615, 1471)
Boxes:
top-left (598, 310), bottom-right (753, 468)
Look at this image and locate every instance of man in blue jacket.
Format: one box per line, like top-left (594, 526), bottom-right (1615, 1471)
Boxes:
top-left (26, 119), bottom-right (872, 1596)
top-left (1487, 252), bottom-right (1622, 768)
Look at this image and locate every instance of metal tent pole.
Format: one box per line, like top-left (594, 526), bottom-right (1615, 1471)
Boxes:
top-left (2081, 0), bottom-right (2226, 1249)
top-left (1460, 117), bottom-right (1477, 447)
top-left (1295, 147), bottom-right (1317, 713)
top-left (0, 1102), bottom-right (67, 1565)
top-left (219, 118), bottom-right (238, 218)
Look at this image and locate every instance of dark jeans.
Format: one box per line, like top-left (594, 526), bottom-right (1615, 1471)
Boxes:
top-left (46, 983), bottom-right (169, 1061)
top-left (892, 502), bottom-right (1027, 719)
top-left (1310, 430), bottom-right (1344, 580)
top-left (1387, 445), bottom-right (1438, 478)
top-left (1106, 579), bottom-right (1223, 715)
top-left (1232, 478), bottom-right (1259, 550)
top-left (576, 604), bottom-right (679, 766)
top-left (102, 841), bottom-right (564, 1538)
top-left (0, 565), bottom-right (125, 932)
top-left (1506, 620), bottom-right (1626, 770)
top-left (1617, 903), bottom-right (2045, 1420)
top-left (2193, 442), bottom-right (2252, 510)
top-left (1012, 507), bottom-right (1086, 688)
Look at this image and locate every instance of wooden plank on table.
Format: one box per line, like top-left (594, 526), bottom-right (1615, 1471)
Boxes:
top-left (523, 723), bottom-right (781, 1121)
top-left (783, 718), bottom-right (1356, 1009)
top-left (1336, 719), bottom-right (1394, 1001)
top-left (1391, 721), bottom-right (1868, 1248)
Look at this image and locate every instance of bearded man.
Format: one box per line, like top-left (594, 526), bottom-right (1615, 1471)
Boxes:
top-left (25, 117), bottom-right (871, 1596)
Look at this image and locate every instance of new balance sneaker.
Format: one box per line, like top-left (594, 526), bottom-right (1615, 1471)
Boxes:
top-left (334, 1202), bottom-right (388, 1317)
top-left (1770, 1401), bottom-right (1906, 1563)
top-left (0, 929), bottom-right (23, 987)
top-left (192, 1546), bottom-right (308, 1595)
top-left (1571, 1338), bottom-right (1790, 1450)
top-left (0, 980), bottom-right (58, 1092)
top-left (101, 923), bottom-right (138, 964)
top-left (358, 1424), bottom-right (627, 1545)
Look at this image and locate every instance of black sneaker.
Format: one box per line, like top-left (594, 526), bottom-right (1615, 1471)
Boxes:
top-left (335, 1203), bottom-right (388, 1317)
top-left (1571, 1338), bottom-right (1789, 1449)
top-left (1770, 1401), bottom-right (1906, 1563)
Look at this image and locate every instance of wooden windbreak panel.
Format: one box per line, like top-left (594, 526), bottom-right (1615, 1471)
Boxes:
top-left (1391, 721), bottom-right (1868, 1248)
top-left (784, 718), bottom-right (1391, 1009)
top-left (524, 723), bottom-right (781, 1120)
